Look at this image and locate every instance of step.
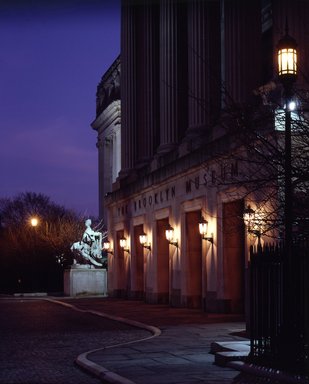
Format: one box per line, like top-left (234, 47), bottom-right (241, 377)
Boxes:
top-left (210, 340), bottom-right (250, 354)
top-left (215, 351), bottom-right (250, 367)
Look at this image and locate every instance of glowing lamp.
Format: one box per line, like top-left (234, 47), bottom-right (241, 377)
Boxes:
top-left (103, 239), bottom-right (113, 254)
top-left (139, 232), bottom-right (151, 250)
top-left (198, 216), bottom-right (213, 243)
top-left (30, 217), bottom-right (39, 227)
top-left (119, 237), bottom-right (130, 253)
top-left (165, 224), bottom-right (178, 247)
top-left (243, 205), bottom-right (255, 229)
top-left (277, 24), bottom-right (297, 97)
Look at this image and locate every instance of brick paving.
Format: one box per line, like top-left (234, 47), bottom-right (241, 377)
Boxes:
top-left (0, 298), bottom-right (149, 384)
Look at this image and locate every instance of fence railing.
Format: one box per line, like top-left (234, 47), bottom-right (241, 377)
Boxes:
top-left (249, 240), bottom-right (309, 375)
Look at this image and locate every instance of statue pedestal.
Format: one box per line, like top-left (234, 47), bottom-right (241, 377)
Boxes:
top-left (64, 266), bottom-right (107, 296)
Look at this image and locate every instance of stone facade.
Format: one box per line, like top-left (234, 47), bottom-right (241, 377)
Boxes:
top-left (92, 0), bottom-right (309, 314)
top-left (91, 57), bottom-right (121, 222)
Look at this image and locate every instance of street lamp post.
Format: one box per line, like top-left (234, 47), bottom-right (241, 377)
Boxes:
top-left (277, 24), bottom-right (297, 255)
top-left (277, 24), bottom-right (298, 369)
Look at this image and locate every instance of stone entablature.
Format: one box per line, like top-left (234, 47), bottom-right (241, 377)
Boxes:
top-left (96, 56), bottom-right (120, 117)
top-left (106, 131), bottom-right (238, 204)
top-left (107, 155), bottom-right (241, 224)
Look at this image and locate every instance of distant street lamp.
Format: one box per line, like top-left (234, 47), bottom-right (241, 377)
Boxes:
top-left (29, 216), bottom-right (51, 235)
top-left (30, 217), bottom-right (39, 227)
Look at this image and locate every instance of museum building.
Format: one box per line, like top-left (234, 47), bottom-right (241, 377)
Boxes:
top-left (91, 0), bottom-right (309, 315)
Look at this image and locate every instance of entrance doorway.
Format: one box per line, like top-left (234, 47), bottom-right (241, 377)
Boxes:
top-left (156, 218), bottom-right (170, 304)
top-left (115, 229), bottom-right (128, 297)
top-left (132, 224), bottom-right (145, 298)
top-left (185, 210), bottom-right (202, 308)
top-left (222, 200), bottom-right (245, 313)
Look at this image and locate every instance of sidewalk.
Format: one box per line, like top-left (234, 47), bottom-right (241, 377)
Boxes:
top-left (53, 297), bottom-right (247, 384)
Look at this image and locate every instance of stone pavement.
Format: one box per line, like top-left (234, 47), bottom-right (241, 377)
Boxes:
top-left (52, 297), bottom-right (248, 384)
top-left (51, 297), bottom-right (309, 384)
top-left (3, 295), bottom-right (307, 384)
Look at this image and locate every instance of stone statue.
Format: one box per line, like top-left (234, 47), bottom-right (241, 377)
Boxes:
top-left (70, 219), bottom-right (103, 267)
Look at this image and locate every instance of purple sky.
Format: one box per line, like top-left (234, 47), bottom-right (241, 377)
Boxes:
top-left (0, 0), bottom-right (120, 217)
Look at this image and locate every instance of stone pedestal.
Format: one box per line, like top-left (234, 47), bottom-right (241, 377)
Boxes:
top-left (64, 266), bottom-right (107, 296)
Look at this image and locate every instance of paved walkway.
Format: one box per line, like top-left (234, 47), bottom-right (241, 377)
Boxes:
top-left (52, 297), bottom-right (247, 384)
top-left (3, 295), bottom-right (307, 383)
top-left (0, 297), bottom-right (146, 384)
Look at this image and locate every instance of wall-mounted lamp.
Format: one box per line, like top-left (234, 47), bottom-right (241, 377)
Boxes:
top-left (165, 224), bottom-right (178, 247)
top-left (243, 205), bottom-right (255, 228)
top-left (139, 232), bottom-right (151, 250)
top-left (198, 216), bottom-right (213, 243)
top-left (119, 237), bottom-right (130, 253)
top-left (243, 205), bottom-right (261, 241)
top-left (103, 239), bottom-right (113, 255)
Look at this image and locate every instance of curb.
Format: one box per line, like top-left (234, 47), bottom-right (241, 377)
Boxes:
top-left (76, 355), bottom-right (136, 384)
top-left (46, 298), bottom-right (162, 384)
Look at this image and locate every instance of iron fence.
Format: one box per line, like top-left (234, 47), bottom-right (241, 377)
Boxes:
top-left (249, 240), bottom-right (309, 375)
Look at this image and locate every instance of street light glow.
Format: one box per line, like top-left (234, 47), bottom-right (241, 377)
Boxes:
top-left (30, 217), bottom-right (39, 227)
top-left (288, 100), bottom-right (296, 111)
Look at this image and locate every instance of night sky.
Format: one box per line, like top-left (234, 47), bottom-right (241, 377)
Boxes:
top-left (0, 0), bottom-right (120, 217)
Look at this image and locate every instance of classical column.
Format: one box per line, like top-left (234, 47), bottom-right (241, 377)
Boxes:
top-left (136, 2), bottom-right (160, 165)
top-left (158, 0), bottom-right (187, 154)
top-left (113, 127), bottom-right (121, 182)
top-left (223, 0), bottom-right (261, 106)
top-left (96, 136), bottom-right (105, 220)
top-left (120, 0), bottom-right (137, 176)
top-left (187, 0), bottom-right (220, 137)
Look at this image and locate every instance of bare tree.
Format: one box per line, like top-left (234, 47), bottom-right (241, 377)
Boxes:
top-left (202, 82), bottom-right (309, 240)
top-left (0, 192), bottom-right (103, 292)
